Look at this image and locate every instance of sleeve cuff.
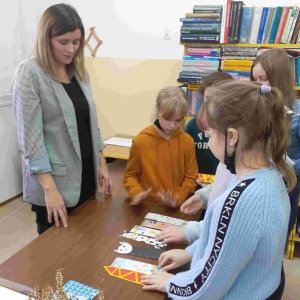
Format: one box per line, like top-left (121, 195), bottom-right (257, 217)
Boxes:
top-left (195, 185), bottom-right (211, 208)
top-left (27, 156), bottom-right (52, 175)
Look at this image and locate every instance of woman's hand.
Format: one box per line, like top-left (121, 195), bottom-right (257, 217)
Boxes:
top-left (141, 271), bottom-right (173, 292)
top-left (156, 190), bottom-right (178, 207)
top-left (98, 159), bottom-right (113, 194)
top-left (130, 187), bottom-right (153, 206)
top-left (45, 187), bottom-right (68, 227)
top-left (180, 194), bottom-right (205, 215)
top-left (158, 249), bottom-right (191, 272)
top-left (155, 226), bottom-right (185, 244)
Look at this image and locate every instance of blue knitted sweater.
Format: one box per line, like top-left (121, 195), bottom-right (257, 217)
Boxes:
top-left (166, 167), bottom-right (290, 299)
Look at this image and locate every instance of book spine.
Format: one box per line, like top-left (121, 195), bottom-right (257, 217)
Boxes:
top-left (284, 6), bottom-right (299, 43)
top-left (282, 7), bottom-right (295, 43)
top-left (222, 60), bottom-right (253, 67)
top-left (269, 7), bottom-right (283, 43)
top-left (287, 7), bottom-right (299, 43)
top-left (224, 0), bottom-right (232, 43)
top-left (297, 56), bottom-right (300, 86)
top-left (274, 6), bottom-right (289, 43)
top-left (222, 70), bottom-right (251, 77)
top-left (188, 53), bottom-right (220, 57)
top-left (229, 2), bottom-right (238, 43)
top-left (193, 9), bottom-right (222, 13)
top-left (261, 8), bottom-right (271, 43)
top-left (291, 11), bottom-right (300, 43)
top-left (185, 13), bottom-right (221, 18)
top-left (257, 7), bottom-right (268, 43)
top-left (182, 23), bottom-right (221, 27)
top-left (183, 56), bottom-right (219, 61)
top-left (249, 7), bottom-right (263, 44)
top-left (263, 8), bottom-right (275, 43)
top-left (193, 5), bottom-right (223, 9)
top-left (239, 7), bottom-right (254, 43)
top-left (180, 34), bottom-right (220, 43)
top-left (233, 1), bottom-right (244, 43)
top-left (297, 27), bottom-right (300, 43)
top-left (279, 7), bottom-right (293, 43)
top-left (219, 2), bottom-right (226, 43)
top-left (181, 27), bottom-right (221, 34)
top-left (180, 18), bottom-right (221, 23)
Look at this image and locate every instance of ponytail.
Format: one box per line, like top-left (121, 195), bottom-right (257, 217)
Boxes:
top-left (265, 87), bottom-right (296, 192)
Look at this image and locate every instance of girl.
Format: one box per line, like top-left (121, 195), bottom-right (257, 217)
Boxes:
top-left (123, 86), bottom-right (198, 207)
top-left (11, 4), bottom-right (112, 235)
top-left (141, 81), bottom-right (296, 299)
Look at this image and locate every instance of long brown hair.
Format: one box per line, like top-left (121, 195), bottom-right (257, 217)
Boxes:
top-left (31, 4), bottom-right (87, 83)
top-left (197, 80), bottom-right (296, 191)
top-left (250, 48), bottom-right (295, 110)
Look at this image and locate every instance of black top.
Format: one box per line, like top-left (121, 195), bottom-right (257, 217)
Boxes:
top-left (62, 76), bottom-right (96, 204)
top-left (184, 118), bottom-right (219, 175)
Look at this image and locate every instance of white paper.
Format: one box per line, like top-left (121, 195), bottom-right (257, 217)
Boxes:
top-left (104, 137), bottom-right (132, 148)
top-left (0, 286), bottom-right (28, 299)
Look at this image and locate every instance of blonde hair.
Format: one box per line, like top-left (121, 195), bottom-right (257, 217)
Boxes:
top-left (155, 86), bottom-right (187, 127)
top-left (31, 4), bottom-right (87, 83)
top-left (197, 80), bottom-right (296, 192)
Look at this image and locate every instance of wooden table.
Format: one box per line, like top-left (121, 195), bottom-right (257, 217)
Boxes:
top-left (103, 134), bottom-right (134, 160)
top-left (0, 193), bottom-right (200, 299)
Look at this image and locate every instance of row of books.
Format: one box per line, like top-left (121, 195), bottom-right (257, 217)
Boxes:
top-left (178, 46), bottom-right (300, 86)
top-left (179, 2), bottom-right (300, 44)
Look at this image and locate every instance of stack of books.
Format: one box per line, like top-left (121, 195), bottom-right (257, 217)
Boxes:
top-left (177, 47), bottom-right (220, 83)
top-left (180, 5), bottom-right (223, 43)
top-left (220, 46), bottom-right (258, 79)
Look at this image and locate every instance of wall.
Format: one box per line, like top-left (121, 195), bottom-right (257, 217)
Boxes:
top-left (0, 101), bottom-right (22, 202)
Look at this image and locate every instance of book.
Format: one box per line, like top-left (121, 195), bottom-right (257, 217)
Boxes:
top-left (257, 7), bottom-right (268, 43)
top-left (181, 26), bottom-right (221, 34)
top-left (180, 34), bottom-right (220, 43)
top-left (263, 7), bottom-right (275, 43)
top-left (275, 6), bottom-right (289, 43)
top-left (268, 7), bottom-right (283, 43)
top-left (233, 1), bottom-right (245, 43)
top-left (239, 6), bottom-right (254, 43)
top-left (249, 7), bottom-right (263, 43)
top-left (185, 13), bottom-right (221, 18)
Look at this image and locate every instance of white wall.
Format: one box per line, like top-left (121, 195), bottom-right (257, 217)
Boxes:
top-left (0, 100), bottom-right (22, 203)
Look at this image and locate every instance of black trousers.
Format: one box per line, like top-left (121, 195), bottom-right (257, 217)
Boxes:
top-left (31, 193), bottom-right (93, 235)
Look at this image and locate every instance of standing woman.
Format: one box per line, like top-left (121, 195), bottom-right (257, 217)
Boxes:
top-left (11, 4), bottom-right (112, 235)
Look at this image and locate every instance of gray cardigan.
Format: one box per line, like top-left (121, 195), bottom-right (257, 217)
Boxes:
top-left (11, 58), bottom-right (105, 207)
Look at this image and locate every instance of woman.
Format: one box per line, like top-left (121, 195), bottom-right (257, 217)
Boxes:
top-left (11, 4), bottom-right (112, 235)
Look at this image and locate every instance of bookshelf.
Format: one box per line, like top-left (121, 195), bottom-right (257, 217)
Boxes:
top-left (286, 196), bottom-right (300, 259)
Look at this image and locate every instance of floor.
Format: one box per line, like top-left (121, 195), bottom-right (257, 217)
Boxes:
top-left (0, 159), bottom-right (299, 299)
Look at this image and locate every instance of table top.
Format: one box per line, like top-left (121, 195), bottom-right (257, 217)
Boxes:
top-left (0, 193), bottom-right (199, 299)
top-left (103, 134), bottom-right (134, 160)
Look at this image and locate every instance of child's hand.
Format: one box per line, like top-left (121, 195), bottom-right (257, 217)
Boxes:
top-left (130, 187), bottom-right (152, 206)
top-left (141, 271), bottom-right (173, 292)
top-left (156, 190), bottom-right (178, 207)
top-left (180, 194), bottom-right (205, 215)
top-left (158, 249), bottom-right (191, 271)
top-left (155, 226), bottom-right (185, 244)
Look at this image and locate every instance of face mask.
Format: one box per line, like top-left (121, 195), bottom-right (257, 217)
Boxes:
top-left (154, 119), bottom-right (165, 132)
top-left (224, 131), bottom-right (238, 174)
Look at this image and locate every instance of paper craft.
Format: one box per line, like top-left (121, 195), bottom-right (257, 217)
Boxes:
top-left (140, 219), bottom-right (168, 230)
top-left (130, 225), bottom-right (161, 238)
top-left (63, 280), bottom-right (99, 300)
top-left (103, 137), bottom-right (132, 148)
top-left (197, 173), bottom-right (215, 184)
top-left (145, 213), bottom-right (189, 226)
top-left (114, 242), bottom-right (165, 260)
top-left (110, 257), bottom-right (161, 275)
top-left (104, 266), bottom-right (145, 286)
top-left (119, 230), bottom-right (167, 249)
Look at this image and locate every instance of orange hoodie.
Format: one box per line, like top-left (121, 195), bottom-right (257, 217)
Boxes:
top-left (123, 125), bottom-right (198, 207)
